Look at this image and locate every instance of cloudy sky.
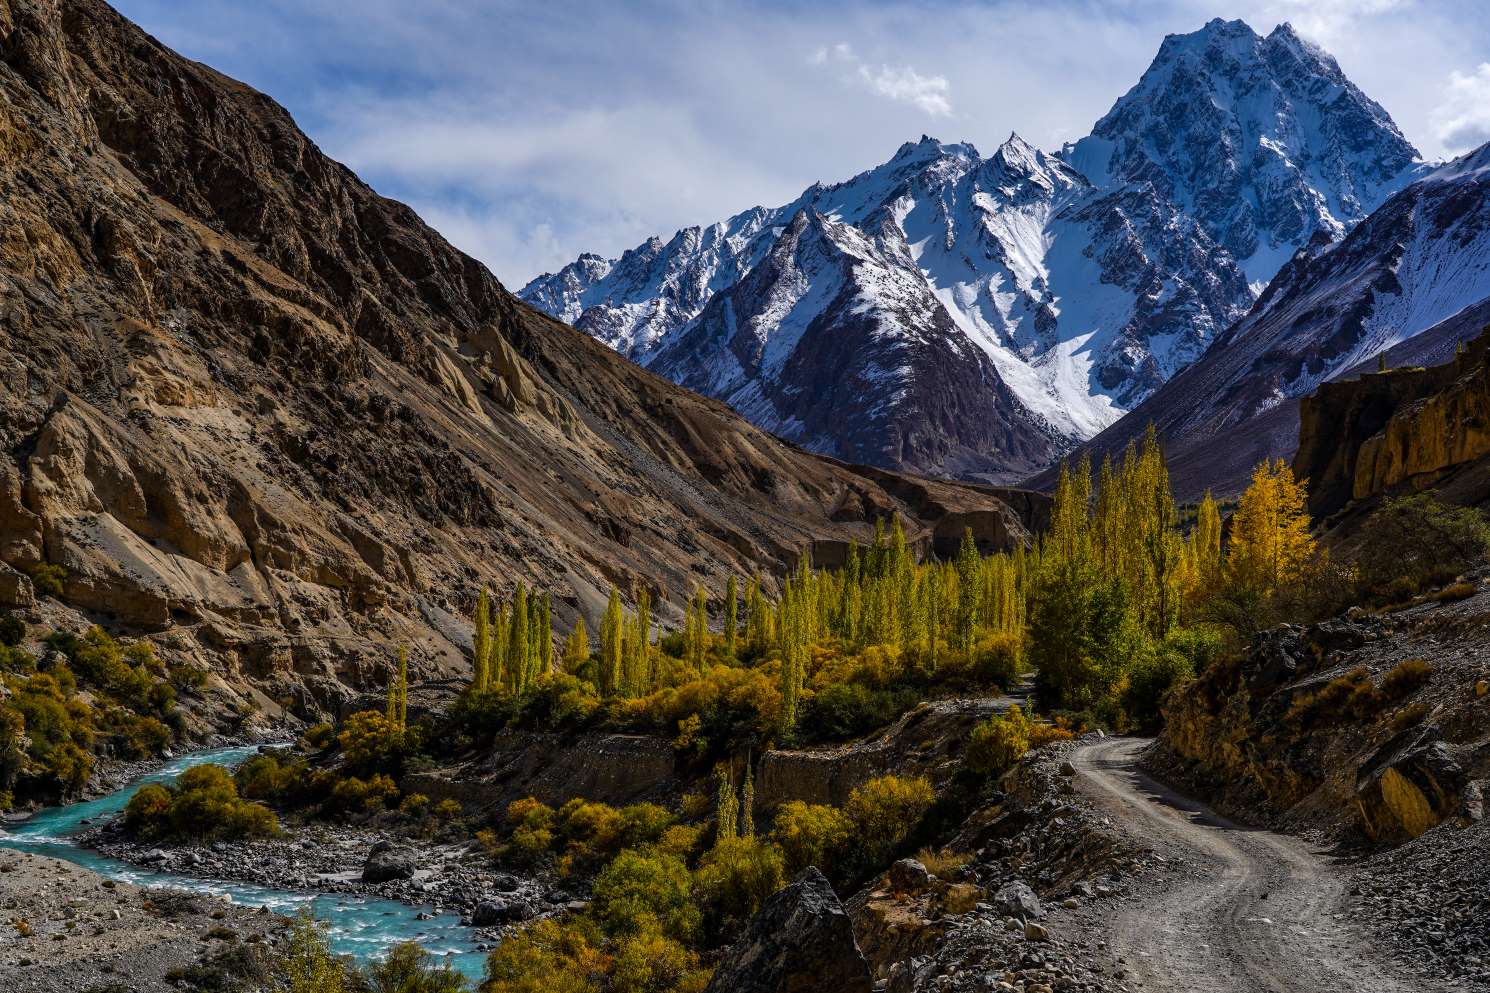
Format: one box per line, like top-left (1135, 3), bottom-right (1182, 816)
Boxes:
top-left (113, 0), bottom-right (1490, 287)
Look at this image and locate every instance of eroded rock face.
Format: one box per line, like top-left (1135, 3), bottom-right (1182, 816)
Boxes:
top-left (1356, 725), bottom-right (1467, 840)
top-left (703, 867), bottom-right (871, 993)
top-left (1294, 329), bottom-right (1490, 519)
top-left (0, 0), bottom-right (1046, 714)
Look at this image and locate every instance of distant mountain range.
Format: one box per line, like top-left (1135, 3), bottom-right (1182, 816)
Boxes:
top-left (522, 19), bottom-right (1427, 482)
top-left (1059, 141), bottom-right (1490, 499)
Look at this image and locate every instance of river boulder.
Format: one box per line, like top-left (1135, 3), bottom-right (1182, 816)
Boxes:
top-left (362, 841), bottom-right (417, 883)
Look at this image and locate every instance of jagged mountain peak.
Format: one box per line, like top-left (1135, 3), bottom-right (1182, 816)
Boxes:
top-left (1066, 18), bottom-right (1420, 284)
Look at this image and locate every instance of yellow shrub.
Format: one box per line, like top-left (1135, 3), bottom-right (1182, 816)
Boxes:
top-left (771, 800), bottom-right (853, 876)
top-left (845, 775), bottom-right (934, 859)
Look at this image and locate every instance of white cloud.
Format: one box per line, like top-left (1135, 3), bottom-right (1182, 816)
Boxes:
top-left (1263, 0), bottom-right (1414, 44)
top-left (1431, 63), bottom-right (1490, 153)
top-left (812, 40), bottom-right (953, 117)
top-left (114, 0), bottom-right (1490, 281)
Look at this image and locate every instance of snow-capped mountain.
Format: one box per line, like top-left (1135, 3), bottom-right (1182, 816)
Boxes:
top-left (520, 18), bottom-right (1424, 480)
top-left (1066, 20), bottom-right (1422, 288)
top-left (1061, 140), bottom-right (1490, 498)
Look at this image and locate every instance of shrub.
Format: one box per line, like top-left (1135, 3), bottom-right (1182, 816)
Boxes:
top-left (324, 774), bottom-right (399, 816)
top-left (915, 847), bottom-right (971, 881)
top-left (1432, 581), bottom-right (1478, 603)
top-left (1387, 702), bottom-right (1431, 734)
top-left (617, 803), bottom-right (675, 849)
top-left (966, 705), bottom-right (1032, 776)
top-left (771, 800), bottom-right (854, 876)
top-left (482, 917), bottom-right (607, 993)
top-left (797, 683), bottom-right (916, 744)
top-left (590, 849), bottom-right (699, 941)
top-left (123, 764), bottom-right (279, 841)
top-left (556, 799), bottom-right (625, 862)
top-left (1357, 495), bottom-right (1489, 599)
top-left (302, 723), bottom-right (336, 751)
top-left (695, 836), bottom-right (786, 933)
top-left (400, 793), bottom-right (431, 818)
top-left (968, 631), bottom-right (1022, 688)
top-left (844, 775), bottom-right (935, 862)
top-left (358, 940), bottom-right (469, 993)
top-left (124, 783), bottom-right (173, 835)
top-left (610, 931), bottom-right (706, 993)
top-left (0, 616), bottom-right (23, 647)
top-left (28, 564), bottom-right (65, 598)
top-left (1380, 659), bottom-right (1433, 701)
top-left (338, 710), bottom-right (408, 774)
top-left (434, 799), bottom-right (463, 820)
top-left (507, 796), bottom-right (556, 856)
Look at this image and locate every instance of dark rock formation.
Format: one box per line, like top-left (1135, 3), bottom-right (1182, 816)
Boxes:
top-left (702, 867), bottom-right (871, 993)
top-left (1295, 328), bottom-right (1490, 519)
top-left (1356, 725), bottom-right (1467, 840)
top-left (361, 841), bottom-right (416, 883)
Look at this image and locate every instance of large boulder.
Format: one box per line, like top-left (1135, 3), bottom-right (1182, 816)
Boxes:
top-left (1356, 725), bottom-right (1466, 840)
top-left (703, 867), bottom-right (871, 993)
top-left (362, 842), bottom-right (417, 883)
top-left (991, 880), bottom-right (1042, 922)
top-left (471, 898), bottom-right (528, 927)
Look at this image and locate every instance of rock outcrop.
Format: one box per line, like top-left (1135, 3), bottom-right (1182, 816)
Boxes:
top-left (702, 867), bottom-right (872, 993)
top-left (0, 0), bottom-right (1045, 715)
top-left (1294, 328), bottom-right (1490, 518)
top-left (1151, 595), bottom-right (1490, 841)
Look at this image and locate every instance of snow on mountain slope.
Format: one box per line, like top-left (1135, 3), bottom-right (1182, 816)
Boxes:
top-left (520, 18), bottom-right (1424, 480)
top-left (1066, 19), bottom-right (1423, 289)
top-left (1056, 139), bottom-right (1490, 498)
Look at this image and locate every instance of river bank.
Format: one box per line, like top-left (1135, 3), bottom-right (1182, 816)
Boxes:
top-left (0, 747), bottom-right (494, 981)
top-left (0, 848), bottom-right (281, 993)
top-left (83, 820), bottom-right (571, 942)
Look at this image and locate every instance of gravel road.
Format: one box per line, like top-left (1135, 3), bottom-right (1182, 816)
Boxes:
top-left (1072, 737), bottom-right (1422, 993)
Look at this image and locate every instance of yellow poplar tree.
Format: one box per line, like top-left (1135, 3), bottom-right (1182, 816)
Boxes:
top-left (1228, 459), bottom-right (1315, 594)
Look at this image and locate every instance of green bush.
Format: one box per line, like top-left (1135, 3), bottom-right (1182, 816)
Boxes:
top-left (123, 763), bottom-right (279, 841)
top-left (0, 615), bottom-right (23, 647)
top-left (28, 564), bottom-right (65, 598)
top-left (797, 683), bottom-right (916, 744)
top-left (589, 849), bottom-right (699, 941)
top-left (1357, 495), bottom-right (1489, 599)
top-left (695, 836), bottom-right (785, 934)
top-left (844, 774), bottom-right (935, 863)
top-left (966, 705), bottom-right (1032, 777)
top-left (968, 631), bottom-right (1022, 688)
top-left (771, 800), bottom-right (853, 877)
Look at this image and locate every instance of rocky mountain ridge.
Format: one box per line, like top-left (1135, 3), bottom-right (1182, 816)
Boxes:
top-left (0, 0), bottom-right (1042, 716)
top-left (1046, 139), bottom-right (1490, 499)
top-left (523, 18), bottom-right (1424, 481)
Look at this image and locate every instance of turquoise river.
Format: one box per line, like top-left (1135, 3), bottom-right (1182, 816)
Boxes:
top-left (0, 746), bottom-right (487, 981)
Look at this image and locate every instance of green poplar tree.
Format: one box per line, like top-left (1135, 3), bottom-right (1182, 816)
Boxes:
top-left (724, 575), bottom-right (738, 659)
top-left (471, 590), bottom-right (491, 692)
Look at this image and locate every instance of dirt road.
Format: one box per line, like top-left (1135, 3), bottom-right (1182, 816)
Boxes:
top-left (1071, 737), bottom-right (1421, 993)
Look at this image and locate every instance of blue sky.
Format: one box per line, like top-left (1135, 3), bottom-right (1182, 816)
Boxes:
top-left (113, 0), bottom-right (1490, 287)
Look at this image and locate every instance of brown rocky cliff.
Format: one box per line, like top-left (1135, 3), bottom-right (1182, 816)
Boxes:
top-left (0, 0), bottom-right (1046, 715)
top-left (1293, 328), bottom-right (1490, 519)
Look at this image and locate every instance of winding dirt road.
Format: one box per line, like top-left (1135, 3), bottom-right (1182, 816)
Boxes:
top-left (1071, 737), bottom-right (1417, 993)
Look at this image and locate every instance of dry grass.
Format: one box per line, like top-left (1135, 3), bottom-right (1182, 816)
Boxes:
top-left (915, 847), bottom-right (973, 881)
top-left (1432, 581), bottom-right (1478, 603)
